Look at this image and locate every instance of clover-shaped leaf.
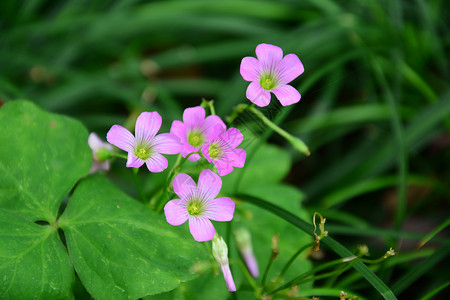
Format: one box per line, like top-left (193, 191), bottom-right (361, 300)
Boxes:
top-left (0, 101), bottom-right (207, 299)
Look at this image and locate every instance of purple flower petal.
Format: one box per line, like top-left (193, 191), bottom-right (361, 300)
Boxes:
top-left (164, 199), bottom-right (189, 226)
top-left (152, 133), bottom-right (181, 155)
top-left (277, 53), bottom-right (304, 85)
top-left (213, 159), bottom-right (234, 177)
top-left (145, 153), bottom-right (168, 172)
top-left (244, 250), bottom-right (259, 278)
top-left (255, 43), bottom-right (283, 70)
top-left (126, 152), bottom-right (144, 168)
top-left (188, 217), bottom-right (215, 242)
top-left (170, 120), bottom-right (187, 142)
top-left (106, 125), bottom-right (135, 152)
top-left (220, 128), bottom-right (243, 148)
top-left (240, 56), bottom-right (260, 82)
top-left (203, 115), bottom-right (226, 138)
top-left (135, 112), bottom-right (162, 145)
top-left (88, 133), bottom-right (104, 151)
top-left (204, 197), bottom-right (235, 221)
top-left (173, 173), bottom-right (196, 200)
top-left (221, 265), bottom-right (237, 292)
top-left (198, 169), bottom-right (222, 200)
top-left (224, 148), bottom-right (246, 168)
top-left (183, 106), bottom-right (205, 129)
top-left (246, 81), bottom-right (271, 107)
top-left (272, 84), bottom-right (301, 106)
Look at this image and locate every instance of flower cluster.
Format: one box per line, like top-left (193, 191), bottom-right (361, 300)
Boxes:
top-left (98, 43), bottom-right (303, 293)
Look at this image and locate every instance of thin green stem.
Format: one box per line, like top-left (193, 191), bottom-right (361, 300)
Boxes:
top-left (234, 259), bottom-right (261, 298)
top-left (269, 256), bottom-right (357, 295)
top-left (278, 242), bottom-right (315, 279)
top-left (132, 168), bottom-right (145, 203)
top-left (261, 247), bottom-right (278, 291)
top-left (248, 105), bottom-right (310, 156)
top-left (110, 152), bottom-right (127, 159)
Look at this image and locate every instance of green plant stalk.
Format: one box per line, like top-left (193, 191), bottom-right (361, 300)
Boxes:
top-left (269, 256), bottom-right (357, 295)
top-left (155, 151), bottom-right (199, 212)
top-left (261, 246), bottom-right (279, 291)
top-left (234, 259), bottom-right (261, 298)
top-left (237, 194), bottom-right (397, 300)
top-left (248, 105), bottom-right (310, 156)
top-left (418, 280), bottom-right (450, 300)
top-left (278, 242), bottom-right (315, 280)
top-left (419, 217), bottom-right (450, 248)
top-left (132, 168), bottom-right (146, 203)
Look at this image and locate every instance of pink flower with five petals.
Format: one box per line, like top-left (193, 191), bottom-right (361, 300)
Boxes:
top-left (164, 169), bottom-right (235, 242)
top-left (106, 112), bottom-right (181, 172)
top-left (170, 106), bottom-right (226, 162)
top-left (240, 43), bottom-right (304, 107)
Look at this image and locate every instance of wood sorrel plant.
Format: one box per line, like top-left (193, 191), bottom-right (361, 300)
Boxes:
top-left (0, 43), bottom-right (396, 300)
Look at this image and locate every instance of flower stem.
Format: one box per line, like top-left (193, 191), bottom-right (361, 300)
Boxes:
top-left (234, 259), bottom-right (261, 298)
top-left (110, 152), bottom-right (128, 160)
top-left (248, 106), bottom-right (310, 156)
top-left (132, 168), bottom-right (146, 203)
top-left (278, 242), bottom-right (315, 280)
top-left (155, 151), bottom-right (199, 213)
top-left (201, 98), bottom-right (216, 115)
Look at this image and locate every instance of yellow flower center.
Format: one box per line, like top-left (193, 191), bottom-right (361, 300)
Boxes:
top-left (260, 74), bottom-right (277, 90)
top-left (135, 145), bottom-right (152, 160)
top-left (187, 200), bottom-right (203, 216)
top-left (187, 130), bottom-right (205, 147)
top-left (208, 142), bottom-right (222, 159)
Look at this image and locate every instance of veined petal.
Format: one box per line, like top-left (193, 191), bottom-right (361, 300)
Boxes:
top-left (145, 153), bottom-right (168, 172)
top-left (170, 120), bottom-right (187, 142)
top-left (135, 111), bottom-right (162, 145)
top-left (240, 57), bottom-right (260, 82)
top-left (183, 106), bottom-right (205, 129)
top-left (198, 169), bottom-right (222, 201)
top-left (126, 152), bottom-right (144, 168)
top-left (152, 133), bottom-right (181, 155)
top-left (202, 115), bottom-right (226, 139)
top-left (246, 81), bottom-right (271, 107)
top-left (106, 125), bottom-right (135, 152)
top-left (224, 148), bottom-right (246, 168)
top-left (213, 159), bottom-right (234, 177)
top-left (277, 53), bottom-right (304, 85)
top-left (173, 173), bottom-right (196, 200)
top-left (189, 217), bottom-right (215, 242)
top-left (204, 197), bottom-right (235, 221)
top-left (272, 84), bottom-right (301, 106)
top-left (256, 43), bottom-right (283, 71)
top-left (220, 128), bottom-right (243, 148)
top-left (164, 199), bottom-right (188, 226)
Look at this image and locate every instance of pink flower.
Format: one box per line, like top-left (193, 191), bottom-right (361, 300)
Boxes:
top-left (234, 227), bottom-right (259, 277)
top-left (202, 126), bottom-right (246, 176)
top-left (106, 112), bottom-right (181, 172)
top-left (88, 133), bottom-right (113, 174)
top-left (240, 43), bottom-right (304, 107)
top-left (164, 169), bottom-right (235, 242)
top-left (170, 106), bottom-right (226, 161)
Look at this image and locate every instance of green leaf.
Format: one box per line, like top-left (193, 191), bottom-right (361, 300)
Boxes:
top-left (0, 209), bottom-right (74, 300)
top-left (0, 100), bottom-right (91, 222)
top-left (59, 175), bottom-right (208, 300)
top-left (221, 143), bottom-right (292, 194)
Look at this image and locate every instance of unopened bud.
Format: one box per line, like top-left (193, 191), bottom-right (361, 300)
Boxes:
top-left (234, 227), bottom-right (259, 277)
top-left (212, 235), bottom-right (236, 292)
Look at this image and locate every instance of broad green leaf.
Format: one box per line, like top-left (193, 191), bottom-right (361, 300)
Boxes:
top-left (0, 100), bottom-right (91, 222)
top-left (59, 175), bottom-right (208, 300)
top-left (0, 209), bottom-right (74, 300)
top-left (221, 143), bottom-right (291, 194)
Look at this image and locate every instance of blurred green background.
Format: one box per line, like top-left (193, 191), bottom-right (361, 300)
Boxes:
top-left (1, 0), bottom-right (449, 299)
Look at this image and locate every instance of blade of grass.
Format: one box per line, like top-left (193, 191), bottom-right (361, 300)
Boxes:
top-left (237, 194), bottom-right (398, 300)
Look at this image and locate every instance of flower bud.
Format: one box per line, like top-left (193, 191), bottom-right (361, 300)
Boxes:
top-left (234, 227), bottom-right (259, 277)
top-left (212, 235), bottom-right (236, 292)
